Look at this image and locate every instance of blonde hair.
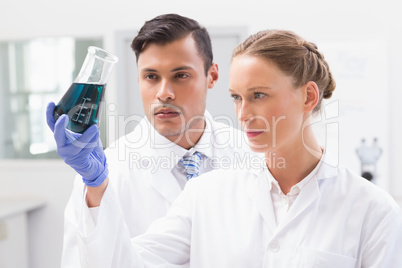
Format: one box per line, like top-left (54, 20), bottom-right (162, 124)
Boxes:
top-left (232, 30), bottom-right (336, 112)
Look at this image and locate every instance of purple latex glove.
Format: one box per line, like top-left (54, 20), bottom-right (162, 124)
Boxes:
top-left (46, 102), bottom-right (108, 187)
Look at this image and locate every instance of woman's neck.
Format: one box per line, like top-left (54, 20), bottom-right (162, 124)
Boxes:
top-left (266, 127), bottom-right (322, 194)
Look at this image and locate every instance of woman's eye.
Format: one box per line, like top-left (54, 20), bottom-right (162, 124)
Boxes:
top-left (254, 92), bottom-right (266, 99)
top-left (231, 94), bottom-right (242, 101)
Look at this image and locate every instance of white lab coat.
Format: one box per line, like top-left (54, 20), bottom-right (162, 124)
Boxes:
top-left (72, 154), bottom-right (402, 268)
top-left (61, 111), bottom-right (259, 267)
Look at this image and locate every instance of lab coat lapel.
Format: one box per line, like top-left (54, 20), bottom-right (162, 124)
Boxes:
top-left (148, 167), bottom-right (182, 204)
top-left (276, 161), bottom-right (338, 231)
top-left (133, 118), bottom-right (183, 205)
top-left (247, 170), bottom-right (277, 234)
top-left (277, 178), bottom-right (320, 231)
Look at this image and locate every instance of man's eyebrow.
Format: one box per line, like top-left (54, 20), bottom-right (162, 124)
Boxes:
top-left (139, 68), bottom-right (157, 72)
top-left (139, 66), bottom-right (194, 73)
top-left (171, 66), bottom-right (193, 72)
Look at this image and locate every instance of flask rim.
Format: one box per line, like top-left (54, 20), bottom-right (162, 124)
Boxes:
top-left (88, 46), bottom-right (119, 63)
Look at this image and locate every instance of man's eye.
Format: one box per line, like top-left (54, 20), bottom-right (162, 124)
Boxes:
top-left (175, 73), bottom-right (189, 79)
top-left (145, 74), bottom-right (157, 80)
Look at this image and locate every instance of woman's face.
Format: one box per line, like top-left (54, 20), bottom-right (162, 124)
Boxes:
top-left (229, 54), bottom-right (306, 153)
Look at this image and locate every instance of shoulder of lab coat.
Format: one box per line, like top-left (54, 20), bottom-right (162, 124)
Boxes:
top-left (174, 163), bottom-right (402, 265)
top-left (332, 167), bottom-right (402, 267)
top-left (67, 162), bottom-right (402, 267)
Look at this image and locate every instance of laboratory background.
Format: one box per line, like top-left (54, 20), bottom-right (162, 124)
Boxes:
top-left (0, 0), bottom-right (401, 267)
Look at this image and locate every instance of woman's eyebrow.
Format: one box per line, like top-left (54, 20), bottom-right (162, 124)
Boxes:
top-left (246, 86), bottom-right (272, 91)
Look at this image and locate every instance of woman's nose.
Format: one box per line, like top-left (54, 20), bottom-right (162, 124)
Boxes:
top-left (237, 102), bottom-right (252, 123)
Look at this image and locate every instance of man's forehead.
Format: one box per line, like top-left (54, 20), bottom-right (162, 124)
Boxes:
top-left (137, 38), bottom-right (203, 71)
top-left (138, 66), bottom-right (195, 73)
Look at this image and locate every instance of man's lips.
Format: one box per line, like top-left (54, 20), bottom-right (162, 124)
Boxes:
top-left (154, 108), bottom-right (180, 119)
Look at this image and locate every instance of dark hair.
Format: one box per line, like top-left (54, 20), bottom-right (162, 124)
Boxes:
top-left (131, 13), bottom-right (213, 75)
top-left (232, 30), bottom-right (336, 112)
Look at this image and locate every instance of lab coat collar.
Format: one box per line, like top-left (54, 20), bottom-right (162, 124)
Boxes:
top-left (253, 148), bottom-right (338, 185)
top-left (138, 111), bottom-right (217, 204)
top-left (190, 110), bottom-right (214, 159)
top-left (315, 150), bottom-right (338, 181)
top-left (247, 170), bottom-right (277, 234)
top-left (247, 150), bottom-right (339, 234)
top-left (265, 152), bottom-right (323, 193)
top-left (126, 118), bottom-right (183, 204)
top-left (247, 165), bottom-right (323, 235)
top-left (276, 151), bottom-right (339, 232)
top-left (148, 110), bottom-right (215, 161)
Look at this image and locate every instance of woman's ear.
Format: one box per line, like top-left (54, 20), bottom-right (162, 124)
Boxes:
top-left (207, 63), bottom-right (219, 89)
top-left (303, 81), bottom-right (320, 112)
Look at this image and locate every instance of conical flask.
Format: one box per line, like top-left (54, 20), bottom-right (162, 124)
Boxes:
top-left (54, 46), bottom-right (118, 134)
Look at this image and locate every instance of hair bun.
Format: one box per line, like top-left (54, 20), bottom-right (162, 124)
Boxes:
top-left (323, 74), bottom-right (336, 99)
top-left (303, 42), bottom-right (324, 60)
top-left (303, 42), bottom-right (316, 51)
top-left (233, 30), bottom-right (336, 112)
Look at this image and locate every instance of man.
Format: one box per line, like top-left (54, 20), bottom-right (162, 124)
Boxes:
top-left (46, 14), bottom-right (256, 267)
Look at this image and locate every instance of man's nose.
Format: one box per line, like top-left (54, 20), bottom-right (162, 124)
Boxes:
top-left (156, 79), bottom-right (175, 102)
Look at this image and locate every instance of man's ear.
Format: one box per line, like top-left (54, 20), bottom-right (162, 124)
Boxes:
top-left (303, 81), bottom-right (320, 112)
top-left (207, 63), bottom-right (219, 89)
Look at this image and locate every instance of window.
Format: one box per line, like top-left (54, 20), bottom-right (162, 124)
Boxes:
top-left (0, 38), bottom-right (102, 158)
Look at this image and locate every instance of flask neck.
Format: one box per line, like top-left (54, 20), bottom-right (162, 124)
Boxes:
top-left (74, 46), bottom-right (118, 85)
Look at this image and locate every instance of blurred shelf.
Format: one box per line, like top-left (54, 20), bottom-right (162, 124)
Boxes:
top-left (0, 197), bottom-right (46, 220)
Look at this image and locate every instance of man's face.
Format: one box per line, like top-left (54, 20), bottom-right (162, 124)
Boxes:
top-left (137, 35), bottom-right (218, 146)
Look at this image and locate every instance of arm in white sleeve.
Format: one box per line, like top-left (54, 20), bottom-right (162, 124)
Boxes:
top-left (88, 207), bottom-right (99, 225)
top-left (361, 203), bottom-right (402, 268)
top-left (75, 181), bottom-right (140, 268)
top-left (61, 175), bottom-right (140, 268)
top-left (61, 175), bottom-right (87, 268)
top-left (131, 187), bottom-right (193, 267)
top-left (75, 178), bottom-right (195, 268)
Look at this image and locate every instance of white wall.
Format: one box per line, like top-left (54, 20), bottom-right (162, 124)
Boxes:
top-left (1, 1), bottom-right (401, 267)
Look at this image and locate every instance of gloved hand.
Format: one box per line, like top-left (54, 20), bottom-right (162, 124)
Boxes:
top-left (46, 102), bottom-right (109, 187)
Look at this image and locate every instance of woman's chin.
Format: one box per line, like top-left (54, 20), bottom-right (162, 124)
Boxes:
top-left (247, 142), bottom-right (270, 153)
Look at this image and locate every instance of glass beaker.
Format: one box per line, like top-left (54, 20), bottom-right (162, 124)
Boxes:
top-left (53, 46), bottom-right (118, 134)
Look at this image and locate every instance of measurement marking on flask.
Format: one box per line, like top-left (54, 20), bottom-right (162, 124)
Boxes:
top-left (72, 97), bottom-right (92, 123)
top-left (55, 83), bottom-right (108, 133)
top-left (85, 104), bottom-right (95, 125)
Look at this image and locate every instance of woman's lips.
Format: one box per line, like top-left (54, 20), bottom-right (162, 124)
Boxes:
top-left (246, 131), bottom-right (263, 138)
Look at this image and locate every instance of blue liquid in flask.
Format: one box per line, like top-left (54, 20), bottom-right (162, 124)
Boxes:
top-left (54, 83), bottom-right (106, 134)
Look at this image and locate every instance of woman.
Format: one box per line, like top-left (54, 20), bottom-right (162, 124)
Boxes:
top-left (77, 30), bottom-right (402, 267)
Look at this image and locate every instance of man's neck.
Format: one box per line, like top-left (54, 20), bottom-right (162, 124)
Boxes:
top-left (166, 118), bottom-right (206, 149)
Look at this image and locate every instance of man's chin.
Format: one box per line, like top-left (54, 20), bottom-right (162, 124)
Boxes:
top-left (154, 124), bottom-right (185, 139)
